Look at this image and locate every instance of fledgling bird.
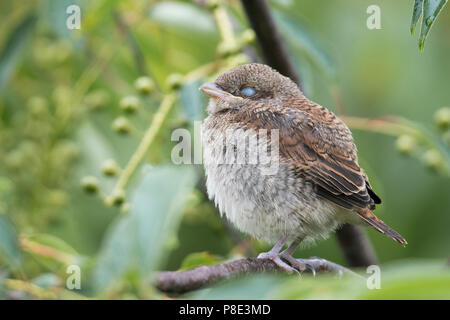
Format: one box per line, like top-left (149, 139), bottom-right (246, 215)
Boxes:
top-left (200, 63), bottom-right (406, 272)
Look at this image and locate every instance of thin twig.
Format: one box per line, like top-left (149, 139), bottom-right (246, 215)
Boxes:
top-left (155, 257), bottom-right (361, 294)
top-left (213, 5), bottom-right (237, 46)
top-left (108, 93), bottom-right (176, 200)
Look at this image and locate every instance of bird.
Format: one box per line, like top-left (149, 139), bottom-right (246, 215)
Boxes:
top-left (200, 63), bottom-right (406, 272)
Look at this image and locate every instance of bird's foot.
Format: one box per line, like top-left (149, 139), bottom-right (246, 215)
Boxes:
top-left (280, 252), bottom-right (307, 273)
top-left (257, 251), bottom-right (299, 274)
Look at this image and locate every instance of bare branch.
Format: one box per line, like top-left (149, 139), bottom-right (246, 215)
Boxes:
top-left (155, 257), bottom-right (361, 294)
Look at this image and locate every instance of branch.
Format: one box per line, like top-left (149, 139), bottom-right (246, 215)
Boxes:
top-left (106, 93), bottom-right (176, 203)
top-left (241, 0), bottom-right (301, 90)
top-left (241, 0), bottom-right (377, 268)
top-left (155, 257), bottom-right (361, 294)
top-left (335, 224), bottom-right (377, 268)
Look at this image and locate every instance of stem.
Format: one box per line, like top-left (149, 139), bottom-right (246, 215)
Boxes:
top-left (20, 237), bottom-right (76, 265)
top-left (213, 4), bottom-right (236, 45)
top-left (109, 93), bottom-right (176, 200)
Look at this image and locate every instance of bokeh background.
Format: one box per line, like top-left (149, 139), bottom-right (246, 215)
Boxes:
top-left (0, 0), bottom-right (449, 299)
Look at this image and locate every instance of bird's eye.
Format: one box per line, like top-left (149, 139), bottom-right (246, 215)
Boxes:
top-left (241, 87), bottom-right (256, 97)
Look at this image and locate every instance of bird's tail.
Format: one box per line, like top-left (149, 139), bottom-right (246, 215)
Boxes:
top-left (357, 208), bottom-right (407, 246)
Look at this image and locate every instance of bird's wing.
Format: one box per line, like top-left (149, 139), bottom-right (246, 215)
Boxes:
top-left (233, 100), bottom-right (407, 245)
top-left (239, 100), bottom-right (381, 210)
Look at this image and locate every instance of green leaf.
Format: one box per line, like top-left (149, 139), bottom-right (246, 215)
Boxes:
top-left (412, 0), bottom-right (448, 50)
top-left (190, 260), bottom-right (450, 300)
top-left (357, 260), bottom-right (450, 299)
top-left (192, 274), bottom-right (282, 300)
top-left (410, 0), bottom-right (424, 35)
top-left (276, 260), bottom-right (450, 299)
top-left (149, 2), bottom-right (217, 36)
top-left (92, 213), bottom-right (137, 292)
top-left (179, 80), bottom-right (207, 123)
top-left (31, 273), bottom-right (61, 289)
top-left (94, 165), bottom-right (197, 292)
top-left (0, 214), bottom-right (22, 268)
top-left (179, 251), bottom-right (221, 271)
top-left (273, 9), bottom-right (336, 83)
top-left (0, 13), bottom-right (37, 93)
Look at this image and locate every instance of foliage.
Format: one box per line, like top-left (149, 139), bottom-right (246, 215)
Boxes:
top-left (192, 260), bottom-right (450, 300)
top-left (410, 0), bottom-right (448, 50)
top-left (0, 0), bottom-right (449, 299)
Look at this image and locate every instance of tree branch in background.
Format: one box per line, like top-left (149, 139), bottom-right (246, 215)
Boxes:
top-left (241, 0), bottom-right (377, 267)
top-left (155, 257), bottom-right (361, 294)
top-left (114, 12), bottom-right (148, 76)
top-left (240, 0), bottom-right (301, 90)
top-left (335, 224), bottom-right (377, 267)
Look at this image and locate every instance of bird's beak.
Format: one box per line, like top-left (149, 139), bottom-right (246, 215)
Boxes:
top-left (199, 83), bottom-right (233, 99)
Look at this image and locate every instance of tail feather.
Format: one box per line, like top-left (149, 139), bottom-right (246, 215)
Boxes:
top-left (357, 208), bottom-right (407, 246)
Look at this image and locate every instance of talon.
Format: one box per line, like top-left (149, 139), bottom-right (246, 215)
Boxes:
top-left (306, 263), bottom-right (316, 277)
top-left (280, 252), bottom-right (307, 273)
top-left (257, 252), bottom-right (298, 274)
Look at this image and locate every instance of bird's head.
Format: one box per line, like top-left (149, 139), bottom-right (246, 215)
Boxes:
top-left (200, 63), bottom-right (302, 114)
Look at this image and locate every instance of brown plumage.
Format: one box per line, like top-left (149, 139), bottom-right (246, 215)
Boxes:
top-left (201, 63), bottom-right (406, 271)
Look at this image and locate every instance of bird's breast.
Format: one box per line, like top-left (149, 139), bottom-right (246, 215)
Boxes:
top-left (201, 117), bottom-right (339, 243)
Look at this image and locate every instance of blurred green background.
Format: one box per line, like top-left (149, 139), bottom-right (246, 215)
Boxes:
top-left (0, 0), bottom-right (449, 299)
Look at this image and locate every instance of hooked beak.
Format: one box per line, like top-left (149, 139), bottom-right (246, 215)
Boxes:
top-left (199, 82), bottom-right (233, 99)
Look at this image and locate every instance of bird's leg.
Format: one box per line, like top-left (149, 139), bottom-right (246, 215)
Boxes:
top-left (257, 235), bottom-right (297, 273)
top-left (280, 237), bottom-right (307, 272)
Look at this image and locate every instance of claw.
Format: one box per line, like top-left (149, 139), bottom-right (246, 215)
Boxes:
top-left (280, 252), bottom-right (307, 273)
top-left (257, 252), bottom-right (299, 274)
top-left (305, 263), bottom-right (316, 277)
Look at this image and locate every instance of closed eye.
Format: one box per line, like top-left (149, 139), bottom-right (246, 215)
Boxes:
top-left (241, 87), bottom-right (256, 97)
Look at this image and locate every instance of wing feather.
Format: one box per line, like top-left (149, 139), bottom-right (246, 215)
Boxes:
top-left (237, 100), bottom-right (381, 210)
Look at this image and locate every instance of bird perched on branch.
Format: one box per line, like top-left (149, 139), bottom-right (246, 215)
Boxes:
top-left (200, 63), bottom-right (406, 272)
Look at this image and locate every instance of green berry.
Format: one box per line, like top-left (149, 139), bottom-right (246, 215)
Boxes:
top-left (395, 135), bottom-right (416, 155)
top-left (134, 76), bottom-right (155, 94)
top-left (81, 176), bottom-right (99, 194)
top-left (102, 159), bottom-right (120, 177)
top-left (206, 0), bottom-right (219, 10)
top-left (166, 74), bottom-right (184, 90)
top-left (434, 107), bottom-right (450, 131)
top-left (120, 96), bottom-right (140, 113)
top-left (240, 29), bottom-right (256, 45)
top-left (52, 86), bottom-right (72, 106)
top-left (5, 150), bottom-right (26, 170)
top-left (54, 140), bottom-right (79, 162)
top-left (53, 41), bottom-right (72, 64)
top-left (110, 189), bottom-right (126, 207)
top-left (217, 41), bottom-right (241, 58)
top-left (422, 149), bottom-right (443, 171)
top-left (27, 96), bottom-right (48, 117)
top-left (112, 116), bottom-right (131, 134)
top-left (227, 53), bottom-right (250, 68)
top-left (120, 202), bottom-right (131, 213)
top-left (85, 90), bottom-right (110, 110)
